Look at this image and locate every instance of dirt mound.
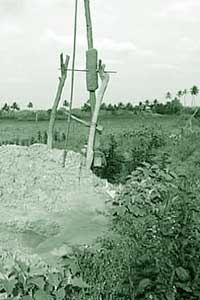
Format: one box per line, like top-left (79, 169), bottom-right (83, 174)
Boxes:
top-left (0, 144), bottom-right (113, 254)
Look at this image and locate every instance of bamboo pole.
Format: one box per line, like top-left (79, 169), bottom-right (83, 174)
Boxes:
top-left (84, 0), bottom-right (96, 113)
top-left (47, 54), bottom-right (70, 149)
top-left (86, 61), bottom-right (110, 169)
top-left (62, 0), bottom-right (78, 167)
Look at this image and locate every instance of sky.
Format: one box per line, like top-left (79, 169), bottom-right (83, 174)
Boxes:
top-left (0, 0), bottom-right (200, 109)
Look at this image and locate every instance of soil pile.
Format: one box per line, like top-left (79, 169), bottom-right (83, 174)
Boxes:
top-left (0, 144), bottom-right (113, 255)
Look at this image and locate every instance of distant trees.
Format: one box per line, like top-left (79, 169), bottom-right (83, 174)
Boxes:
top-left (2, 103), bottom-right (10, 112)
top-left (83, 101), bottom-right (134, 112)
top-left (81, 100), bottom-right (91, 112)
top-left (10, 102), bottom-right (20, 111)
top-left (27, 102), bottom-right (33, 109)
top-left (1, 102), bottom-right (20, 112)
top-left (117, 102), bottom-right (125, 110)
top-left (100, 103), bottom-right (107, 110)
top-left (125, 102), bottom-right (133, 111)
top-left (190, 86), bottom-right (199, 107)
top-left (182, 89), bottom-right (187, 106)
top-left (166, 92), bottom-right (172, 100)
top-left (63, 100), bottom-right (69, 108)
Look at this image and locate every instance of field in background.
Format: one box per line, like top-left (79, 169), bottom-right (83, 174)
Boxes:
top-left (0, 114), bottom-right (192, 151)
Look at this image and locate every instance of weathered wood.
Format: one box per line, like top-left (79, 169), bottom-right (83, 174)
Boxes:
top-left (84, 0), bottom-right (96, 114)
top-left (86, 48), bottom-right (98, 91)
top-left (47, 54), bottom-right (70, 149)
top-left (84, 0), bottom-right (94, 49)
top-left (62, 0), bottom-right (78, 167)
top-left (61, 108), bottom-right (103, 133)
top-left (86, 61), bottom-right (110, 169)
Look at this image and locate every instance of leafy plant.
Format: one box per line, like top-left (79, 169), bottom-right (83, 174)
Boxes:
top-left (96, 127), bottom-right (166, 183)
top-left (0, 248), bottom-right (89, 299)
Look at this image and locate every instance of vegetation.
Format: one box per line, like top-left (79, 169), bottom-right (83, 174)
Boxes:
top-left (1, 85), bottom-right (200, 298)
top-left (1, 157), bottom-right (200, 299)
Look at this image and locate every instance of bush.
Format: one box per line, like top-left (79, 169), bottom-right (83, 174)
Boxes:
top-left (0, 248), bottom-right (90, 299)
top-left (96, 127), bottom-right (166, 183)
top-left (76, 163), bottom-right (200, 299)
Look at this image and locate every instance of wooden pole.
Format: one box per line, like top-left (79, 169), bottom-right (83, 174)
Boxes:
top-left (61, 107), bottom-right (103, 133)
top-left (47, 54), bottom-right (70, 149)
top-left (62, 0), bottom-right (78, 166)
top-left (84, 0), bottom-right (96, 113)
top-left (86, 61), bottom-right (110, 169)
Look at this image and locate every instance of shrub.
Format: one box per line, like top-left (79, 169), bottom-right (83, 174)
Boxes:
top-left (96, 127), bottom-right (166, 183)
top-left (0, 249), bottom-right (89, 299)
top-left (77, 163), bottom-right (200, 299)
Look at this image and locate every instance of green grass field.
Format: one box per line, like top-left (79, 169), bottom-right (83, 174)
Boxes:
top-left (0, 114), bottom-right (190, 151)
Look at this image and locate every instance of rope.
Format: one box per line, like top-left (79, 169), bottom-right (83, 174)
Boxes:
top-left (63, 0), bottom-right (78, 166)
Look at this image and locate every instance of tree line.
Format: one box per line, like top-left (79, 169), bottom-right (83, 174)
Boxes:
top-left (0, 85), bottom-right (199, 114)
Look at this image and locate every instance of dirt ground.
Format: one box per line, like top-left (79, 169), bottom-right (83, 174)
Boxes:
top-left (0, 144), bottom-right (114, 256)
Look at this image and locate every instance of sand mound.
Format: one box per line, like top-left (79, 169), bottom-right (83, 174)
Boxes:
top-left (0, 144), bottom-right (113, 254)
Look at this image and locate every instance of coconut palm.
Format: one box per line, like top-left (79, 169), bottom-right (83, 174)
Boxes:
top-left (10, 102), bottom-right (20, 111)
top-left (153, 99), bottom-right (158, 105)
top-left (190, 86), bottom-right (199, 107)
top-left (117, 102), bottom-right (125, 110)
top-left (182, 89), bottom-right (187, 106)
top-left (126, 102), bottom-right (133, 111)
top-left (27, 102), bottom-right (33, 109)
top-left (166, 92), bottom-right (172, 100)
top-left (177, 90), bottom-right (183, 100)
top-left (2, 103), bottom-right (10, 112)
top-left (63, 100), bottom-right (69, 108)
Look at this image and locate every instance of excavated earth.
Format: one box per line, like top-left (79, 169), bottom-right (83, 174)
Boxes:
top-left (0, 144), bottom-right (114, 257)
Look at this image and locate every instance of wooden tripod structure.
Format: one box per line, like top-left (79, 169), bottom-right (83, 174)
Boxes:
top-left (48, 0), bottom-right (112, 170)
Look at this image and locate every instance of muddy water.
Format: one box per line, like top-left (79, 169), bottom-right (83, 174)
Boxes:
top-left (0, 209), bottom-right (109, 255)
top-left (0, 227), bottom-right (46, 253)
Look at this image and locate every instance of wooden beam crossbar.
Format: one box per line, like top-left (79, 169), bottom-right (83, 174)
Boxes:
top-left (58, 68), bottom-right (117, 74)
top-left (61, 108), bottom-right (103, 133)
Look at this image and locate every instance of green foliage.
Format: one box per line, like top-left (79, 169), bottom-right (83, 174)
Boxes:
top-left (154, 99), bottom-right (182, 115)
top-left (76, 163), bottom-right (200, 299)
top-left (0, 250), bottom-right (89, 299)
top-left (97, 127), bottom-right (166, 183)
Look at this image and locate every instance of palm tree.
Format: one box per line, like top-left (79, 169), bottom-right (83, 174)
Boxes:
top-left (126, 102), bottom-right (133, 111)
top-left (27, 102), bottom-right (33, 109)
top-left (190, 86), bottom-right (199, 107)
top-left (117, 102), bottom-right (125, 110)
top-left (166, 92), bottom-right (172, 100)
top-left (2, 103), bottom-right (10, 112)
top-left (10, 102), bottom-right (20, 111)
top-left (182, 89), bottom-right (187, 106)
top-left (100, 103), bottom-right (107, 110)
top-left (138, 101), bottom-right (143, 112)
top-left (153, 99), bottom-right (158, 105)
top-left (63, 100), bottom-right (69, 108)
top-left (106, 103), bottom-right (114, 111)
top-left (177, 90), bottom-right (183, 101)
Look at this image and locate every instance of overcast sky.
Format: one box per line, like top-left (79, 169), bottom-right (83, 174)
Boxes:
top-left (0, 0), bottom-right (200, 109)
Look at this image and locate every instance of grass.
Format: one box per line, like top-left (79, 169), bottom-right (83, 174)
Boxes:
top-left (1, 113), bottom-right (200, 299)
top-left (0, 114), bottom-right (192, 151)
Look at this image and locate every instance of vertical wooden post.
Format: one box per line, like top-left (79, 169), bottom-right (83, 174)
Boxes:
top-left (86, 61), bottom-right (109, 169)
top-left (62, 0), bottom-right (78, 167)
top-left (84, 0), bottom-right (96, 113)
top-left (47, 54), bottom-right (70, 149)
top-left (84, 0), bottom-right (97, 169)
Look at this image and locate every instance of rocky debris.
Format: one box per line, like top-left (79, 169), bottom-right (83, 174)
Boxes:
top-left (0, 144), bottom-right (109, 213)
top-left (0, 144), bottom-right (115, 253)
